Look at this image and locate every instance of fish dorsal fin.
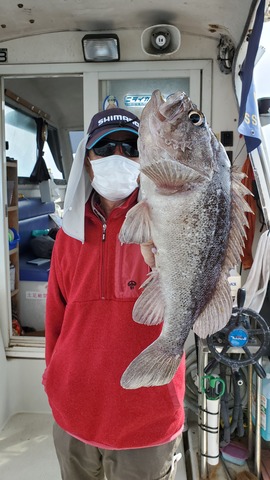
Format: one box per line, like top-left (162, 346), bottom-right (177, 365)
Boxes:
top-left (119, 200), bottom-right (152, 244)
top-left (224, 169), bottom-right (254, 268)
top-left (133, 268), bottom-right (164, 325)
top-left (193, 169), bottom-right (253, 338)
top-left (142, 160), bottom-right (207, 191)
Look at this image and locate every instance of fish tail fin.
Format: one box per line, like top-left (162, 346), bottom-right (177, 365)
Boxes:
top-left (120, 339), bottom-right (182, 389)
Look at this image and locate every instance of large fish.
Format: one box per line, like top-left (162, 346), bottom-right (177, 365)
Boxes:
top-left (119, 90), bottom-right (251, 389)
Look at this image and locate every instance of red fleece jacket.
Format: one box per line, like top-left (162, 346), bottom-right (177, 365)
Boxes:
top-left (43, 189), bottom-right (185, 449)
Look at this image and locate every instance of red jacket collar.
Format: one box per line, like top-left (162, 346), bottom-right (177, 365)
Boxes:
top-left (87, 187), bottom-right (139, 220)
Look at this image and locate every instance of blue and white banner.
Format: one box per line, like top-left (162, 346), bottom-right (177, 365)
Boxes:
top-left (238, 0), bottom-right (265, 153)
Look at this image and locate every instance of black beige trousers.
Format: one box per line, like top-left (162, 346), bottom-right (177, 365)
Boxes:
top-left (53, 422), bottom-right (182, 480)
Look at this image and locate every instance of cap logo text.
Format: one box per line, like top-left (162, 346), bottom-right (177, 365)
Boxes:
top-left (98, 115), bottom-right (139, 128)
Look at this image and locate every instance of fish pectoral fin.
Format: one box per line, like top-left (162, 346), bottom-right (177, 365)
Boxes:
top-left (193, 275), bottom-right (232, 338)
top-left (119, 200), bottom-right (152, 244)
top-left (120, 339), bottom-right (182, 389)
top-left (142, 160), bottom-right (205, 192)
top-left (133, 268), bottom-right (164, 325)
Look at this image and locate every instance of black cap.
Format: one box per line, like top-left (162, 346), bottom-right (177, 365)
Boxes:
top-left (86, 108), bottom-right (139, 149)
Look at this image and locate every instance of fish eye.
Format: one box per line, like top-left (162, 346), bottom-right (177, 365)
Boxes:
top-left (188, 110), bottom-right (205, 126)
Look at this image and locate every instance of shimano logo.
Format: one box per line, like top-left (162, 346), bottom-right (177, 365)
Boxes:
top-left (98, 115), bottom-right (139, 128)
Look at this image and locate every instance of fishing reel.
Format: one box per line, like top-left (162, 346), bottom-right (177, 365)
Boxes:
top-left (206, 288), bottom-right (270, 378)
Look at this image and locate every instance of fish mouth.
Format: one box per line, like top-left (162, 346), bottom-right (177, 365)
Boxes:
top-left (149, 90), bottom-right (168, 121)
top-left (153, 90), bottom-right (192, 122)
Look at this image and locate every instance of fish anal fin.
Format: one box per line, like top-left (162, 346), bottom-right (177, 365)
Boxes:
top-left (119, 200), bottom-right (152, 244)
top-left (133, 268), bottom-right (164, 325)
top-left (193, 275), bottom-right (232, 338)
top-left (120, 339), bottom-right (182, 389)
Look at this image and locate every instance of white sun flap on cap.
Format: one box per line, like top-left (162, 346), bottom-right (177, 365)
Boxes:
top-left (62, 135), bottom-right (92, 243)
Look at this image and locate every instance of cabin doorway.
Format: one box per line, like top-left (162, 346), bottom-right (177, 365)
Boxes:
top-left (0, 60), bottom-right (211, 356)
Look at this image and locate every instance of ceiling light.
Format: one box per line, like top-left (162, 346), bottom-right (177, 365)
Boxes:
top-left (82, 34), bottom-right (120, 62)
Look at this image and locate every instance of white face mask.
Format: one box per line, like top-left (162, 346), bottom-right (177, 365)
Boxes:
top-left (90, 155), bottom-right (140, 201)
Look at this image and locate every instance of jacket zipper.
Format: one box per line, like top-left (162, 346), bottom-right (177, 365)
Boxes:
top-left (102, 223), bottom-right (107, 241)
top-left (101, 222), bottom-right (107, 299)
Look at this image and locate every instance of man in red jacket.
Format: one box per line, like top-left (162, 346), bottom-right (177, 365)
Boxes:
top-left (43, 107), bottom-right (186, 480)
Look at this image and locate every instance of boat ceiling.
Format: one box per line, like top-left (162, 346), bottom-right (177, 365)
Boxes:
top-left (1, 0), bottom-right (268, 131)
top-left (0, 0), bottom-right (257, 45)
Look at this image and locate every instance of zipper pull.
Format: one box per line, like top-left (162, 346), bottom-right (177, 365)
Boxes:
top-left (102, 223), bottom-right (107, 241)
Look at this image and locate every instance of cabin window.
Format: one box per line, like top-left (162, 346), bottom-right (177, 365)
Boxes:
top-left (5, 106), bottom-right (36, 176)
top-left (100, 77), bottom-right (190, 117)
top-left (5, 105), bottom-right (64, 180)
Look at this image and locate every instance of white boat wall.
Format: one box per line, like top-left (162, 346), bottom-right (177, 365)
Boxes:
top-left (0, 6), bottom-right (269, 477)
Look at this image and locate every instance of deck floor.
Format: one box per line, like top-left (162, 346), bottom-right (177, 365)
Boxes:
top-left (0, 413), bottom-right (187, 480)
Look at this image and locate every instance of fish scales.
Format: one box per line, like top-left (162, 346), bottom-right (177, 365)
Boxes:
top-left (119, 90), bottom-right (251, 389)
